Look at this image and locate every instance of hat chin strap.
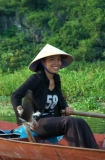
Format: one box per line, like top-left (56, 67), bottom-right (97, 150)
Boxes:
top-left (40, 62), bottom-right (54, 75)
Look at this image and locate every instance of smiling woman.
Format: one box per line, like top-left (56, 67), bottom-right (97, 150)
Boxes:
top-left (11, 44), bottom-right (98, 149)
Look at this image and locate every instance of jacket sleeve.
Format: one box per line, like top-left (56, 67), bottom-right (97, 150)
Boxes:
top-left (11, 73), bottom-right (41, 108)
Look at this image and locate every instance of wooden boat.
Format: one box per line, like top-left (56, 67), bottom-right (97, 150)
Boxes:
top-left (0, 120), bottom-right (105, 160)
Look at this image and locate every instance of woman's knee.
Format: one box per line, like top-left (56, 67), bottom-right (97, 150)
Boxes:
top-left (62, 116), bottom-right (74, 126)
top-left (75, 118), bottom-right (89, 128)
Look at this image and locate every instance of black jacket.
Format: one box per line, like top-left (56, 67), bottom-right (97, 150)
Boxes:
top-left (11, 70), bottom-right (68, 115)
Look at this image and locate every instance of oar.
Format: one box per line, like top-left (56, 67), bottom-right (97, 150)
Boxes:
top-left (19, 118), bottom-right (35, 143)
top-left (61, 110), bottom-right (105, 118)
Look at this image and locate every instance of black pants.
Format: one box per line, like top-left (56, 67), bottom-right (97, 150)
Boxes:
top-left (13, 90), bottom-right (98, 149)
top-left (34, 116), bottom-right (98, 149)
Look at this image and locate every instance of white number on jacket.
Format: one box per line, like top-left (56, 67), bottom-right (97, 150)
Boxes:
top-left (45, 95), bottom-right (58, 109)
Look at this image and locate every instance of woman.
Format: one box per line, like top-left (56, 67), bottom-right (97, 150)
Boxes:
top-left (11, 44), bottom-right (98, 149)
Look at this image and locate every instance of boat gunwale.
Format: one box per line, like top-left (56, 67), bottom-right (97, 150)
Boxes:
top-left (0, 137), bottom-right (105, 153)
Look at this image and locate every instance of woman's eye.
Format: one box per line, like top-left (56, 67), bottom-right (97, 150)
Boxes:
top-left (50, 58), bottom-right (54, 60)
top-left (49, 57), bottom-right (61, 61)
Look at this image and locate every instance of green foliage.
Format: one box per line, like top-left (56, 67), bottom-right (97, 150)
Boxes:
top-left (26, 11), bottom-right (50, 28)
top-left (0, 67), bottom-right (32, 96)
top-left (2, 25), bottom-right (17, 37)
top-left (0, 105), bottom-right (16, 122)
top-left (59, 61), bottom-right (105, 105)
top-left (0, 31), bottom-right (37, 72)
top-left (0, 0), bottom-right (105, 72)
top-left (20, 0), bottom-right (48, 10)
top-left (0, 105), bottom-right (14, 116)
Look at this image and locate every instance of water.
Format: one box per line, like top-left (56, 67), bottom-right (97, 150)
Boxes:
top-left (74, 116), bottom-right (105, 134)
top-left (85, 117), bottom-right (105, 134)
top-left (0, 115), bottom-right (105, 134)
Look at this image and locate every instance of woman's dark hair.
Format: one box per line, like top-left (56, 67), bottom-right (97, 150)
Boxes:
top-left (35, 63), bottom-right (44, 72)
top-left (35, 58), bottom-right (45, 72)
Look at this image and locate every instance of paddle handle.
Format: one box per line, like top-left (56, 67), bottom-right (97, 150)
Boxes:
top-left (25, 127), bottom-right (35, 143)
top-left (61, 110), bottom-right (105, 118)
top-left (19, 118), bottom-right (36, 143)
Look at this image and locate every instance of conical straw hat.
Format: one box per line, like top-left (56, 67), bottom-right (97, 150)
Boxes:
top-left (29, 44), bottom-right (74, 72)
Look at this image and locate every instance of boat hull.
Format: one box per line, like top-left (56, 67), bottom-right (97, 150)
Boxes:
top-left (0, 120), bottom-right (105, 160)
top-left (0, 138), bottom-right (105, 160)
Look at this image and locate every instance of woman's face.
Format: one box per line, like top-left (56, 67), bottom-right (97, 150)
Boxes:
top-left (43, 55), bottom-right (62, 74)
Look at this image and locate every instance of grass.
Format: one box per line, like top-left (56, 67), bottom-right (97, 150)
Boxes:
top-left (0, 104), bottom-right (16, 123)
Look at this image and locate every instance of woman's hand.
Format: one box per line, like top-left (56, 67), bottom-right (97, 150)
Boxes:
top-left (65, 107), bottom-right (74, 116)
top-left (17, 105), bottom-right (24, 117)
top-left (30, 119), bottom-right (39, 130)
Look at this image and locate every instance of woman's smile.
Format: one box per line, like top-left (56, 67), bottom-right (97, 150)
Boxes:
top-left (43, 55), bottom-right (62, 74)
top-left (52, 66), bottom-right (60, 71)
